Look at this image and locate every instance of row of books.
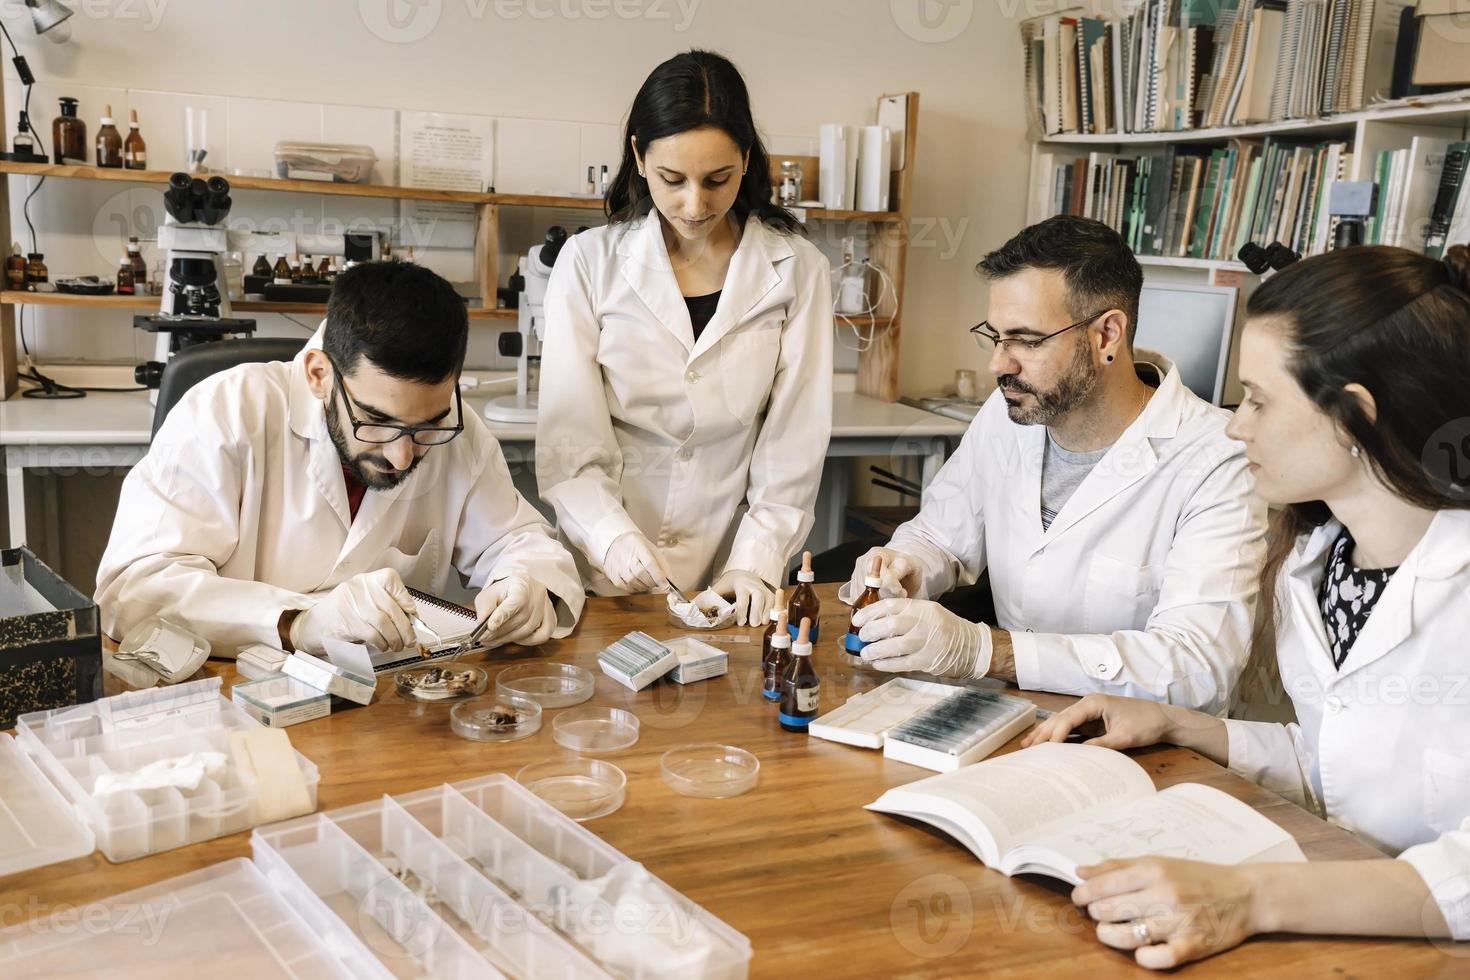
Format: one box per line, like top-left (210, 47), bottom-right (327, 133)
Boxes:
top-left (1022, 0), bottom-right (1411, 137)
top-left (1365, 138), bottom-right (1470, 258)
top-left (1034, 136), bottom-right (1470, 262)
top-left (1034, 138), bottom-right (1353, 260)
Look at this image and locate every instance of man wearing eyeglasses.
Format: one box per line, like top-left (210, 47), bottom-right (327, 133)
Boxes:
top-left (845, 216), bottom-right (1267, 714)
top-left (96, 261), bottom-right (584, 659)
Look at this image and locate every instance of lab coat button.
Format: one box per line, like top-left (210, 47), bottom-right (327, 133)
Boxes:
top-left (665, 536), bottom-right (679, 547)
top-left (676, 449), bottom-right (693, 462)
top-left (1325, 696), bottom-right (1343, 714)
top-left (686, 370), bottom-right (700, 384)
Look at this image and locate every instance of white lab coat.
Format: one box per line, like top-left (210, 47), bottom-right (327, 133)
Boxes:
top-left (536, 211), bottom-right (834, 593)
top-left (1225, 510), bottom-right (1470, 938)
top-left (885, 354), bottom-right (1267, 714)
top-left (95, 330), bottom-right (585, 656)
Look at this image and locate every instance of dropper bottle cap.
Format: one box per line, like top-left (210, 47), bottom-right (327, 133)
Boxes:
top-left (864, 554), bottom-right (883, 589)
top-left (772, 610), bottom-right (791, 648)
top-left (793, 617), bottom-right (812, 655)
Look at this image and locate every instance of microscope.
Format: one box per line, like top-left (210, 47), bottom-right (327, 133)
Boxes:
top-left (133, 172), bottom-right (256, 395)
top-left (484, 225), bottom-right (570, 424)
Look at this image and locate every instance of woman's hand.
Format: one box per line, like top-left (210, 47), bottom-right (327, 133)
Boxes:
top-left (1072, 858), bottom-right (1267, 969)
top-left (1021, 693), bottom-right (1182, 750)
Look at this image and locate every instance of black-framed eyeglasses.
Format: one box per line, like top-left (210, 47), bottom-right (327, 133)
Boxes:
top-left (970, 309), bottom-right (1111, 356)
top-left (328, 358), bottom-right (464, 447)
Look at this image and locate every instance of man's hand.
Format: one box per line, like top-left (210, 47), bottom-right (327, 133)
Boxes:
top-left (290, 569), bottom-right (418, 655)
top-left (475, 574), bottom-right (557, 649)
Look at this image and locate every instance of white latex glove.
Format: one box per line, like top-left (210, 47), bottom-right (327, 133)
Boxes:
top-left (851, 598), bottom-right (993, 677)
top-left (603, 532), bottom-right (673, 594)
top-left (291, 569), bottom-right (418, 655)
top-left (703, 570), bottom-right (774, 627)
top-left (842, 546), bottom-right (924, 602)
top-left (475, 574), bottom-right (557, 649)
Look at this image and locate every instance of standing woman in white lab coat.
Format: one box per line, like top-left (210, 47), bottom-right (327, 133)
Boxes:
top-left (1024, 245), bottom-right (1470, 968)
top-left (536, 50), bottom-right (833, 623)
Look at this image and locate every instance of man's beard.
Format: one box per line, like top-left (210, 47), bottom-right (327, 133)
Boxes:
top-left (325, 403), bottom-right (423, 490)
top-left (997, 335), bottom-right (1099, 426)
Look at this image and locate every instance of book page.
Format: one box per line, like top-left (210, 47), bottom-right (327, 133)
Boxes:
top-left (1006, 782), bottom-right (1305, 883)
top-left (869, 743), bottom-right (1154, 860)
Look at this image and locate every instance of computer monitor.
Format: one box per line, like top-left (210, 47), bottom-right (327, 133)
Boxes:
top-left (1134, 282), bottom-right (1238, 406)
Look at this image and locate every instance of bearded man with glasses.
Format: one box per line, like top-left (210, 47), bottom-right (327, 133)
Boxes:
top-left (844, 216), bottom-right (1267, 714)
top-left (98, 261), bottom-right (583, 659)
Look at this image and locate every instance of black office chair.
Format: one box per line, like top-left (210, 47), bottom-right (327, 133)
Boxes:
top-left (151, 338), bottom-right (307, 439)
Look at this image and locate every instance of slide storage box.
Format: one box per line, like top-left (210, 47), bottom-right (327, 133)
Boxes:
top-left (0, 546), bottom-right (101, 729)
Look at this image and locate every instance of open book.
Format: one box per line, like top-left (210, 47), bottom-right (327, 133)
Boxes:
top-left (867, 741), bottom-right (1305, 884)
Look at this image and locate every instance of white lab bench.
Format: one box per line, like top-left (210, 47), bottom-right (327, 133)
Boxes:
top-left (1, 389), bottom-right (968, 550)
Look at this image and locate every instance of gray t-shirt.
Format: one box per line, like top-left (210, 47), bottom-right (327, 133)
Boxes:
top-left (1041, 434), bottom-right (1109, 531)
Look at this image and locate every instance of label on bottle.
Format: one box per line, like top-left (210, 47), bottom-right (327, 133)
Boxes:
top-left (788, 622), bottom-right (821, 643)
top-left (778, 710), bottom-right (812, 729)
top-left (796, 685), bottom-right (819, 712)
top-left (843, 631), bottom-right (865, 653)
top-left (126, 154), bottom-right (146, 169)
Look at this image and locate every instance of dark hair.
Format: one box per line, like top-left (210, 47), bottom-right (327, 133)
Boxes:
top-left (323, 260), bottom-right (468, 384)
top-left (1247, 244), bottom-right (1470, 678)
top-left (977, 215), bottom-right (1144, 343)
top-left (605, 49), bottom-right (799, 234)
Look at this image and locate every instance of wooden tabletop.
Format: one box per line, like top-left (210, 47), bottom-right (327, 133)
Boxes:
top-left (1, 585), bottom-right (1454, 976)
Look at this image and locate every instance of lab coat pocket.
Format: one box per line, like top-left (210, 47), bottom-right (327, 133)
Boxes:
top-left (1083, 554), bottom-right (1164, 635)
top-left (719, 327), bottom-right (782, 425)
top-left (378, 528), bottom-right (441, 591)
top-left (1425, 746), bottom-right (1470, 834)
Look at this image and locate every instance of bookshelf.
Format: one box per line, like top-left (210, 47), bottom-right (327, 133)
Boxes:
top-left (1029, 101), bottom-right (1470, 288)
top-left (0, 91), bottom-right (921, 401)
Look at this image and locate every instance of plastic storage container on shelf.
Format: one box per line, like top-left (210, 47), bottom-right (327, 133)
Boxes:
top-left (273, 141), bottom-right (378, 182)
top-left (0, 858), bottom-right (355, 977)
top-left (252, 774), bottom-right (754, 980)
top-left (5, 676), bottom-right (320, 864)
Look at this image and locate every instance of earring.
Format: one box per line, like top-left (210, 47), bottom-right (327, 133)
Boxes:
top-left (1351, 445), bottom-right (1361, 458)
top-left (1106, 355), bottom-right (1114, 362)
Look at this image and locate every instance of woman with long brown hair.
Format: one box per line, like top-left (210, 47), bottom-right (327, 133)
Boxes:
top-left (1024, 244), bottom-right (1470, 967)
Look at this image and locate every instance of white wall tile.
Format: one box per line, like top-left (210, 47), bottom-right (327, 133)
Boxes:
top-left (225, 97), bottom-right (322, 177)
top-left (494, 117), bottom-right (580, 196)
top-left (579, 122), bottom-right (622, 196)
top-left (320, 103), bottom-right (397, 186)
top-left (124, 90), bottom-right (230, 174)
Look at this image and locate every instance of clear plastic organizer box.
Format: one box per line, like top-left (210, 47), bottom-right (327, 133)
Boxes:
top-left (252, 774), bottom-right (753, 980)
top-left (11, 676), bottom-right (320, 862)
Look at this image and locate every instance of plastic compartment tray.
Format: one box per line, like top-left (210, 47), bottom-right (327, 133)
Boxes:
top-left (552, 707), bottom-right (640, 753)
top-left (495, 662), bottom-right (596, 708)
top-left (0, 858), bottom-right (353, 977)
top-left (450, 774), bottom-right (753, 979)
top-left (14, 677), bottom-right (319, 862)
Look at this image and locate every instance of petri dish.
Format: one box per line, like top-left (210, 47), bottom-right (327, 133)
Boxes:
top-left (553, 707), bottom-right (640, 753)
top-left (515, 758), bottom-right (626, 820)
top-left (450, 694), bottom-right (542, 742)
top-left (660, 744), bottom-right (760, 799)
top-left (496, 662), bottom-right (596, 708)
top-left (395, 663), bottom-right (488, 702)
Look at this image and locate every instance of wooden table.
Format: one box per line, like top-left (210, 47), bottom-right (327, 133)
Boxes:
top-left (1, 585), bottom-right (1455, 976)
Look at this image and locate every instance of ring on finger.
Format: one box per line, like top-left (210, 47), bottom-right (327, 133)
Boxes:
top-left (1131, 919), bottom-right (1153, 945)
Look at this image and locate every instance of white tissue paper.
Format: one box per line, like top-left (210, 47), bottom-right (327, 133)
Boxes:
top-left (666, 590), bottom-right (737, 630)
top-left (559, 862), bottom-right (720, 979)
top-left (93, 751), bottom-right (228, 796)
